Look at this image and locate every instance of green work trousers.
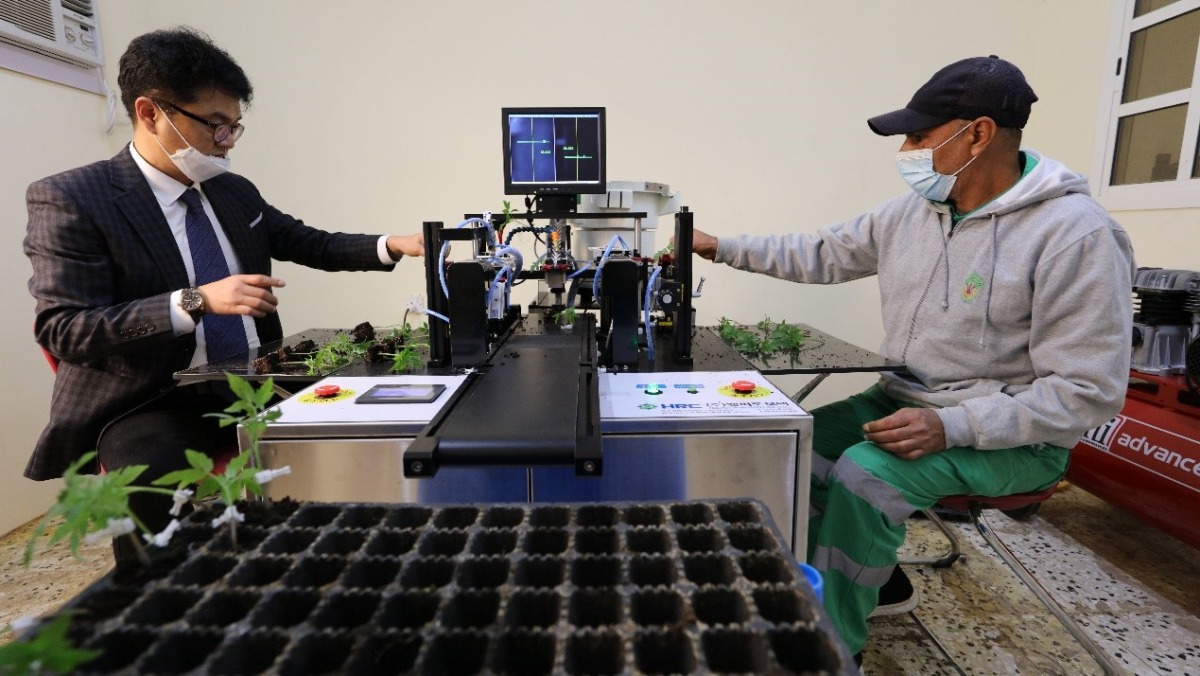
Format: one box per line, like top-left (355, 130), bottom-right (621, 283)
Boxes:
top-left (806, 384), bottom-right (1069, 655)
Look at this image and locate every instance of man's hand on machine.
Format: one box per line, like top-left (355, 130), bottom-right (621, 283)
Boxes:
top-left (670, 229), bottom-right (719, 261)
top-left (387, 233), bottom-right (426, 259)
top-left (200, 275), bottom-right (285, 317)
top-left (862, 408), bottom-right (948, 460)
top-left (688, 228), bottom-right (719, 261)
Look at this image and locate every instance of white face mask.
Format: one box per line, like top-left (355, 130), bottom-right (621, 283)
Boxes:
top-left (153, 104), bottom-right (231, 183)
top-left (895, 122), bottom-right (977, 202)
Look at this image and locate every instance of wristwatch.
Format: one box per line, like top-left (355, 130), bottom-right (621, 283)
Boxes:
top-left (180, 287), bottom-right (206, 319)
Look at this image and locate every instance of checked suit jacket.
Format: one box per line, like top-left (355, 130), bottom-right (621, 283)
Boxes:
top-left (24, 145), bottom-right (395, 480)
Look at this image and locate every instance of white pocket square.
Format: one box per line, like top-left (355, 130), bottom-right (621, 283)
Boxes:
top-left (248, 213), bottom-right (263, 228)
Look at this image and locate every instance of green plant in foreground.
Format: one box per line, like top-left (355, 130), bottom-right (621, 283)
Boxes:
top-left (153, 374), bottom-right (282, 547)
top-left (13, 372), bottom-right (286, 671)
top-left (0, 613), bottom-right (100, 675)
top-left (23, 452), bottom-right (175, 566)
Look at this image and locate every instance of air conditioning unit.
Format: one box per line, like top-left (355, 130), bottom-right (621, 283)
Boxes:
top-left (0, 0), bottom-right (103, 69)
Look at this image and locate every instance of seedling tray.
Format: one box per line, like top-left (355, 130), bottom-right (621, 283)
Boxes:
top-left (46, 499), bottom-right (855, 675)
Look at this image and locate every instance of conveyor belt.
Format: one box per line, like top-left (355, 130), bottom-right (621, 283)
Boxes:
top-left (404, 318), bottom-right (602, 477)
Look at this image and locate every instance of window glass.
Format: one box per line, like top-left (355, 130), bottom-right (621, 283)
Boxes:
top-left (1135, 0), bottom-right (1181, 17)
top-left (1111, 104), bottom-right (1188, 185)
top-left (1122, 8), bottom-right (1200, 102)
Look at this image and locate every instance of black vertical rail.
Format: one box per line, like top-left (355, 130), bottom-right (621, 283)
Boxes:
top-left (423, 221), bottom-right (450, 367)
top-left (673, 208), bottom-right (694, 363)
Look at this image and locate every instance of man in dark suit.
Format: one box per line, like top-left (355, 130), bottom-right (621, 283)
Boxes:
top-left (23, 27), bottom-right (424, 564)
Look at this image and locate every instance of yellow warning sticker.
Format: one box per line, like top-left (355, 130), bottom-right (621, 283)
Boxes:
top-left (297, 389), bottom-right (356, 404)
top-left (717, 385), bottom-right (770, 399)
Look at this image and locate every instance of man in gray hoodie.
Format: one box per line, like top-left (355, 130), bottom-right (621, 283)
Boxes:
top-left (691, 56), bottom-right (1135, 658)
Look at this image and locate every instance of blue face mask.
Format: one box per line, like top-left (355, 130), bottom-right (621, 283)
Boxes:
top-left (895, 122), bottom-right (977, 202)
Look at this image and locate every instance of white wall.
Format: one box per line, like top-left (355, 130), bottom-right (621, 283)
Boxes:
top-left (0, 70), bottom-right (122, 534)
top-left (2, 1), bottom-right (1178, 535)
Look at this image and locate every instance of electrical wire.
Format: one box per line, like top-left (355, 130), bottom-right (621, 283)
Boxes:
top-left (592, 235), bottom-right (631, 300)
top-left (438, 217), bottom-right (500, 299)
top-left (644, 264), bottom-right (663, 362)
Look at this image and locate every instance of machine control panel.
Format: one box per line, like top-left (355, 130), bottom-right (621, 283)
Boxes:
top-left (268, 376), bottom-right (468, 426)
top-left (602, 370), bottom-right (802, 419)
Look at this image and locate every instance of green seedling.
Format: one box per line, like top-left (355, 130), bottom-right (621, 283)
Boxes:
top-left (16, 372), bottom-right (287, 667)
top-left (717, 316), bottom-right (806, 361)
top-left (303, 331), bottom-right (372, 375)
top-left (23, 452), bottom-right (174, 567)
top-left (388, 341), bottom-right (428, 373)
top-left (154, 374), bottom-right (282, 548)
top-left (0, 613), bottom-right (101, 674)
top-left (553, 306), bottom-right (579, 327)
top-left (500, 200), bottom-right (517, 231)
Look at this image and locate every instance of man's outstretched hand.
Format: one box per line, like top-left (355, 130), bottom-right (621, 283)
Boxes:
top-left (387, 233), bottom-right (425, 259)
top-left (674, 228), bottom-right (718, 261)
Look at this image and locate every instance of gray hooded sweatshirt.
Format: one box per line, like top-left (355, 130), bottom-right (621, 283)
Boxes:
top-left (716, 150), bottom-right (1135, 451)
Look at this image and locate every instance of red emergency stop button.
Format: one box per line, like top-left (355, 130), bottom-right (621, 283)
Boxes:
top-left (314, 384), bottom-right (340, 398)
top-left (731, 380), bottom-right (757, 394)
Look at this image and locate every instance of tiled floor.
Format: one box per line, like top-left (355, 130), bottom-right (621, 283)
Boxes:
top-left (1, 485), bottom-right (1198, 674)
top-left (864, 483), bottom-right (1200, 675)
top-left (0, 515), bottom-right (112, 643)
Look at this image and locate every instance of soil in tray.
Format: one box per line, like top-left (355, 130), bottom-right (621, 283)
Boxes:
top-left (250, 322), bottom-right (412, 375)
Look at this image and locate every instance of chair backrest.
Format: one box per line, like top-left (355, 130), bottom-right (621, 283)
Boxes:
top-left (41, 346), bottom-right (59, 374)
top-left (35, 324), bottom-right (59, 374)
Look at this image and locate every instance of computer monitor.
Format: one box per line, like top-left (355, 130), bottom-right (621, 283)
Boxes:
top-left (502, 107), bottom-right (606, 199)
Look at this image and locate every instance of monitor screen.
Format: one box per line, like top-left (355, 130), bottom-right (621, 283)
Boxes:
top-left (502, 107), bottom-right (606, 195)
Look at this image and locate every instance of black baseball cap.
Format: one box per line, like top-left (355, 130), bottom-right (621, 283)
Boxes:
top-left (867, 55), bottom-right (1038, 136)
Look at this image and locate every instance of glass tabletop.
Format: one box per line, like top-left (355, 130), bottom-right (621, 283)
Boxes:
top-left (706, 322), bottom-right (905, 376)
top-left (174, 322), bottom-right (904, 387)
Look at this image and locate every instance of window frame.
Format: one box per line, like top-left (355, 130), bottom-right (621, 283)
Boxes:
top-left (1093, 0), bottom-right (1200, 210)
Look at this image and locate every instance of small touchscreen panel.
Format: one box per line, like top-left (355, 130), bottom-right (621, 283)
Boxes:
top-left (355, 383), bottom-right (446, 404)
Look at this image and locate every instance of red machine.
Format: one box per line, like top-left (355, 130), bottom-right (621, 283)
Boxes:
top-left (1068, 268), bottom-right (1200, 550)
top-left (1069, 372), bottom-right (1200, 550)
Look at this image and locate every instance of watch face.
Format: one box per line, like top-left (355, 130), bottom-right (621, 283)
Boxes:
top-left (182, 289), bottom-right (204, 314)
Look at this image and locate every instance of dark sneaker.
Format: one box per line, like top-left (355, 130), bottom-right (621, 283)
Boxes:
top-left (868, 566), bottom-right (919, 617)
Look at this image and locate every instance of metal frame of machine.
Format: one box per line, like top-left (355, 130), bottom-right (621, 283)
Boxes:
top-left (410, 202), bottom-right (700, 479)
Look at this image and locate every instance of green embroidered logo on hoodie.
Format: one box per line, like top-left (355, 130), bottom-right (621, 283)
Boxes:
top-left (961, 272), bottom-right (986, 302)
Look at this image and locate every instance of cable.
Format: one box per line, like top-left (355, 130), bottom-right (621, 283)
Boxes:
top-left (504, 225), bottom-right (552, 245)
top-left (438, 218), bottom-right (500, 299)
top-left (423, 308), bottom-right (450, 324)
top-left (644, 264), bottom-right (663, 362)
top-left (492, 245), bottom-right (524, 276)
top-left (489, 264), bottom-right (513, 304)
top-left (592, 234), bottom-right (630, 300)
top-left (438, 241), bottom-right (451, 299)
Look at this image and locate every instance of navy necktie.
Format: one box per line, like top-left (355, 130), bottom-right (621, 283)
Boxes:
top-left (179, 188), bottom-right (249, 361)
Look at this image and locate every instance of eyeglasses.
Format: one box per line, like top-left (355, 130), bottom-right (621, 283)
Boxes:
top-left (155, 99), bottom-right (245, 143)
